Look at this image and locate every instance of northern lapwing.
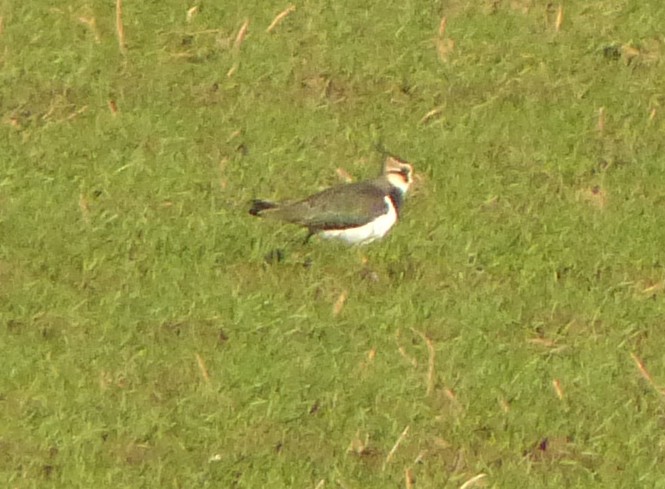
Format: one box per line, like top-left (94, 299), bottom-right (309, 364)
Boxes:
top-left (249, 154), bottom-right (413, 245)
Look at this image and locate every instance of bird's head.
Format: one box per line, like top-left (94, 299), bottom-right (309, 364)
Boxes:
top-left (383, 155), bottom-right (414, 194)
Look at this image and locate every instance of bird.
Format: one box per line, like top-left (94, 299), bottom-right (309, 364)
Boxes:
top-left (249, 154), bottom-right (414, 245)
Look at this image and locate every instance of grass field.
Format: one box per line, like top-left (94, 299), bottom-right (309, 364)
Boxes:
top-left (3, 1), bottom-right (665, 487)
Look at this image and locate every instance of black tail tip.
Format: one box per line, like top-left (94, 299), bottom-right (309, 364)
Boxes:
top-left (249, 199), bottom-right (277, 216)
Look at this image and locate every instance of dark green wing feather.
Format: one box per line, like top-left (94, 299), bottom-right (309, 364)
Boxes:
top-left (268, 181), bottom-right (389, 230)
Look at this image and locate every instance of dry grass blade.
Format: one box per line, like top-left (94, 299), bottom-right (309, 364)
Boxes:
top-left (438, 16), bottom-right (447, 37)
top-left (41, 105), bottom-right (56, 122)
top-left (631, 353), bottom-right (665, 395)
top-left (597, 106), bottom-right (605, 133)
top-left (579, 185), bottom-right (607, 210)
top-left (78, 16), bottom-right (100, 43)
top-left (383, 425), bottom-right (409, 470)
top-left (116, 0), bottom-right (126, 53)
top-left (398, 346), bottom-right (417, 366)
top-left (332, 290), bottom-right (348, 316)
top-left (552, 379), bottom-right (564, 400)
top-left (527, 337), bottom-right (568, 354)
top-left (555, 4), bottom-right (563, 31)
top-left (195, 353), bottom-right (210, 383)
top-left (346, 431), bottom-right (369, 455)
top-left (436, 38), bottom-right (455, 61)
top-left (425, 337), bottom-right (435, 395)
top-left (444, 388), bottom-right (460, 407)
top-left (649, 107), bottom-right (657, 123)
top-left (413, 329), bottom-right (435, 395)
top-left (234, 19), bottom-right (250, 50)
top-left (527, 337), bottom-right (558, 347)
top-left (436, 16), bottom-right (454, 61)
top-left (620, 44), bottom-right (640, 64)
top-left (405, 467), bottom-right (415, 489)
top-left (459, 473), bottom-right (487, 489)
top-left (79, 193), bottom-right (90, 225)
top-left (414, 449), bottom-right (427, 464)
top-left (632, 353), bottom-right (653, 383)
top-left (641, 281), bottom-right (664, 294)
top-left (336, 167), bottom-right (354, 183)
top-left (66, 105), bottom-right (88, 121)
top-left (218, 157), bottom-right (229, 190)
top-left (336, 479), bottom-right (351, 489)
top-left (0, 16), bottom-right (4, 36)
top-left (108, 99), bottom-right (119, 115)
top-left (396, 330), bottom-right (418, 367)
top-left (420, 107), bottom-right (443, 125)
top-left (267, 5), bottom-right (296, 33)
top-left (186, 6), bottom-right (199, 23)
top-left (226, 129), bottom-right (242, 142)
top-left (314, 479), bottom-right (325, 489)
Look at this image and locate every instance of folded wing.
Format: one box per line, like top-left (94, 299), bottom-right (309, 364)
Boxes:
top-left (269, 182), bottom-right (389, 230)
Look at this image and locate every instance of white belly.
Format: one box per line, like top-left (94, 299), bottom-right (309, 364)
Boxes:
top-left (319, 197), bottom-right (397, 245)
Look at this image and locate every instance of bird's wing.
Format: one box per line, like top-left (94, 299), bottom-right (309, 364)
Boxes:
top-left (272, 181), bottom-right (389, 230)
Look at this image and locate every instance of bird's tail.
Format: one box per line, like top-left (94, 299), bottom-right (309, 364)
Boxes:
top-left (249, 199), bottom-right (279, 216)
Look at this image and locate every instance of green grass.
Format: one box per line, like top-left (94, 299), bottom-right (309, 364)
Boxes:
top-left (3, 0), bottom-right (665, 487)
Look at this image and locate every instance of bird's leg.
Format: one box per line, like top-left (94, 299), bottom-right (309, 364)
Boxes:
top-left (303, 230), bottom-right (315, 245)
